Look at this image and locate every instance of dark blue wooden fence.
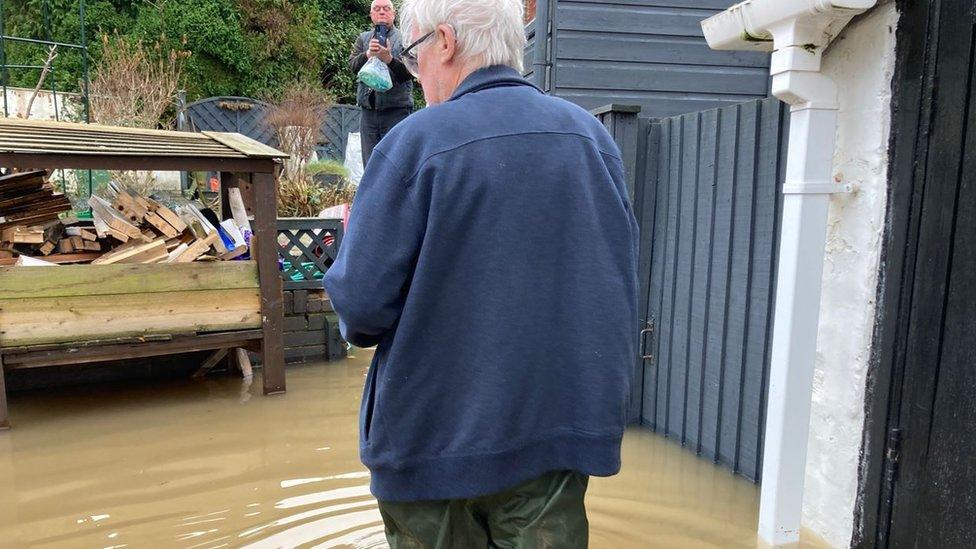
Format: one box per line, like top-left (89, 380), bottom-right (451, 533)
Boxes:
top-left (599, 98), bottom-right (789, 482)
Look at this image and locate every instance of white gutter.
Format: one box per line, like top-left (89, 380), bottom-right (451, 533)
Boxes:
top-left (701, 1), bottom-right (876, 546)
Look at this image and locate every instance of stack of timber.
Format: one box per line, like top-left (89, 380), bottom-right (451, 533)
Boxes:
top-left (0, 170), bottom-right (72, 264)
top-left (0, 170), bottom-right (71, 228)
top-left (1, 172), bottom-right (252, 267)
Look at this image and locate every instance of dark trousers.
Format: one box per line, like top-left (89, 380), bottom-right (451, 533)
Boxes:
top-left (361, 107), bottom-right (412, 167)
top-left (377, 471), bottom-right (590, 549)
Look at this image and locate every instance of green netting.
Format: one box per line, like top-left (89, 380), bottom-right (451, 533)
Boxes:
top-left (282, 261), bottom-right (324, 282)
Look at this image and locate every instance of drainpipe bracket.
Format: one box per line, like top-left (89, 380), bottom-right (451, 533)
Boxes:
top-left (782, 180), bottom-right (853, 194)
top-left (771, 46), bottom-right (823, 75)
top-left (772, 71), bottom-right (839, 110)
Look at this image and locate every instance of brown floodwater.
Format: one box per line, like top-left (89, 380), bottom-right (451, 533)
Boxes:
top-left (0, 349), bottom-right (829, 548)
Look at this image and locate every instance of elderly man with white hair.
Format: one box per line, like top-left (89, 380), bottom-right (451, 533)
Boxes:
top-left (349, 0), bottom-right (415, 165)
top-left (324, 0), bottom-right (638, 546)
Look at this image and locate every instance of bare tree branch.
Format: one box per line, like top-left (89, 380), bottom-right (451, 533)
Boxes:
top-left (21, 46), bottom-right (59, 119)
top-left (89, 34), bottom-right (188, 194)
top-left (89, 34), bottom-right (188, 129)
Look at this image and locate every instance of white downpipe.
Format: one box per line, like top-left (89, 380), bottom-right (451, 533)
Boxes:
top-left (702, 2), bottom-right (876, 545)
top-left (761, 24), bottom-right (843, 549)
top-left (759, 106), bottom-right (838, 547)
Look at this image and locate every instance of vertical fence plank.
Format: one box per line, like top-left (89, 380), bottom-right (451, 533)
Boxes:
top-left (668, 113), bottom-right (699, 441)
top-left (657, 116), bottom-right (683, 432)
top-left (720, 101), bottom-right (759, 468)
top-left (643, 119), bottom-right (671, 429)
top-left (689, 109), bottom-right (721, 454)
top-left (703, 105), bottom-right (739, 462)
top-left (592, 106), bottom-right (646, 424)
top-left (686, 108), bottom-right (718, 451)
top-left (616, 111), bottom-right (640, 203)
top-left (737, 99), bottom-right (784, 481)
top-left (634, 118), bottom-right (657, 424)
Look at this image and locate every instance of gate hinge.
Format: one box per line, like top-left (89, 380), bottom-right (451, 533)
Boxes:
top-left (639, 318), bottom-right (656, 363)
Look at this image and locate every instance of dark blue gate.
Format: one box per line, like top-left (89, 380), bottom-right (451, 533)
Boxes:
top-left (599, 97), bottom-right (789, 482)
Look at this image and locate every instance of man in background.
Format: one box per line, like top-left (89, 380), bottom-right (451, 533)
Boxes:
top-left (324, 0), bottom-right (638, 546)
top-left (349, 0), bottom-right (414, 166)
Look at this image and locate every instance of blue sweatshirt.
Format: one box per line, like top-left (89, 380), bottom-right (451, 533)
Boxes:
top-left (323, 65), bottom-right (638, 502)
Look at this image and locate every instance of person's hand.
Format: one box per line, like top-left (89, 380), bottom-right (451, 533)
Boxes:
top-left (376, 43), bottom-right (393, 64)
top-left (367, 39), bottom-right (381, 59)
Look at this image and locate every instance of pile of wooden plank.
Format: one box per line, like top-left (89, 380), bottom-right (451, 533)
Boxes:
top-left (0, 171), bottom-right (252, 267)
top-left (0, 170), bottom-right (72, 259)
top-left (0, 170), bottom-right (72, 229)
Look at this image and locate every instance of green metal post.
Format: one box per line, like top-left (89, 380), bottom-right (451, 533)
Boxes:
top-left (79, 0), bottom-right (89, 124)
top-left (0, 0), bottom-right (8, 118)
top-left (78, 0), bottom-right (92, 200)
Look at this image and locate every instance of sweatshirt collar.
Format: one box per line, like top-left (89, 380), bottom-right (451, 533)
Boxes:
top-left (449, 65), bottom-right (543, 102)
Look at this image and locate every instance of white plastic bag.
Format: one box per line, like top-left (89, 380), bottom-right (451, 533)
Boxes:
top-left (345, 132), bottom-right (364, 186)
top-left (358, 57), bottom-right (393, 92)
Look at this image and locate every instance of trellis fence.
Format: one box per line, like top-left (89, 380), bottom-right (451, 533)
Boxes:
top-left (181, 97), bottom-right (361, 162)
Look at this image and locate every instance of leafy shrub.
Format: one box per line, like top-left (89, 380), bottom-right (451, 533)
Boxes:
top-left (0, 0), bottom-right (372, 103)
top-left (307, 159), bottom-right (350, 179)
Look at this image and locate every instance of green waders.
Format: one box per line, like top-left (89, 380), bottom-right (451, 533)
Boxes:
top-left (377, 470), bottom-right (589, 549)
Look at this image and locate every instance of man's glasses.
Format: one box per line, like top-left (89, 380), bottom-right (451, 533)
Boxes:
top-left (401, 30), bottom-right (435, 78)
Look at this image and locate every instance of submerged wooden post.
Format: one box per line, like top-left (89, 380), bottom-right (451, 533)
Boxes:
top-left (0, 353), bottom-right (9, 430)
top-left (251, 168), bottom-right (285, 394)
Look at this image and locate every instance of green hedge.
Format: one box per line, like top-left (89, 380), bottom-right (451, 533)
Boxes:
top-left (1, 0), bottom-right (373, 103)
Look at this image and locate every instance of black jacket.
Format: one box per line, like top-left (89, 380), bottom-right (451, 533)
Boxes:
top-left (350, 27), bottom-right (414, 111)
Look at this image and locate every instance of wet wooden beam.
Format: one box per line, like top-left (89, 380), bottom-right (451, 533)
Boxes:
top-left (192, 348), bottom-right (229, 379)
top-left (0, 153), bottom-right (275, 174)
top-left (251, 170), bottom-right (286, 395)
top-left (2, 335), bottom-right (173, 355)
top-left (0, 262), bottom-right (259, 299)
top-left (0, 352), bottom-right (8, 430)
top-left (0, 288), bottom-right (261, 347)
top-left (2, 330), bottom-right (264, 369)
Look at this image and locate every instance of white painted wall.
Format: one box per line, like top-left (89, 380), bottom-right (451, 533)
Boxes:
top-left (3, 86), bottom-right (81, 121)
top-left (801, 3), bottom-right (899, 547)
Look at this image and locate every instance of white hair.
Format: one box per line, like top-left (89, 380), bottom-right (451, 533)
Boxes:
top-left (400, 0), bottom-right (526, 72)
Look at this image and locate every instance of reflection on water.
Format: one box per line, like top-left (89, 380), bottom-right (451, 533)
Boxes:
top-left (0, 350), bottom-right (828, 548)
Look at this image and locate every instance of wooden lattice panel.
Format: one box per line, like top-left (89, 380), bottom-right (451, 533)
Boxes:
top-left (276, 218), bottom-right (344, 290)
